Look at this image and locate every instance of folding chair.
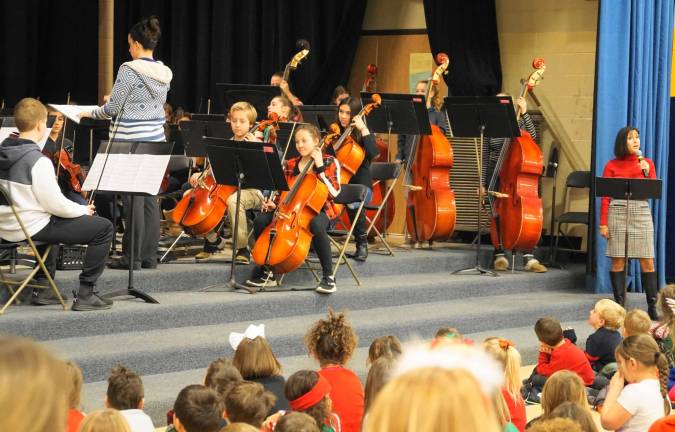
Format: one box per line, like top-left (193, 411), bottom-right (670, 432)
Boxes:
top-left (0, 184), bottom-right (66, 314)
top-left (552, 170), bottom-right (591, 262)
top-left (281, 184), bottom-right (368, 288)
top-left (365, 162), bottom-right (402, 256)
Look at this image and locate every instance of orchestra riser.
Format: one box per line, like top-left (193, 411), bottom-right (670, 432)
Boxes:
top-left (0, 247), bottom-right (619, 424)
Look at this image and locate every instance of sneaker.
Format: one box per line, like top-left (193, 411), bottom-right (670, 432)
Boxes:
top-left (31, 286), bottom-right (63, 306)
top-left (195, 250), bottom-right (213, 260)
top-left (494, 255), bottom-right (509, 271)
top-left (246, 270), bottom-right (277, 287)
top-left (235, 248), bottom-right (250, 265)
top-left (315, 276), bottom-right (336, 294)
top-left (525, 258), bottom-right (548, 273)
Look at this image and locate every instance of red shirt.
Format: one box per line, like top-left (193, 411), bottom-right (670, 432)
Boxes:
top-left (284, 156), bottom-right (341, 219)
top-left (535, 339), bottom-right (595, 385)
top-left (502, 387), bottom-right (526, 432)
top-left (318, 366), bottom-right (364, 432)
top-left (600, 154), bottom-right (656, 225)
top-left (66, 409), bottom-right (85, 432)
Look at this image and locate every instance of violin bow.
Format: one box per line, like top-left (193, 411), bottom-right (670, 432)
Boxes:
top-left (55, 92), bottom-right (71, 178)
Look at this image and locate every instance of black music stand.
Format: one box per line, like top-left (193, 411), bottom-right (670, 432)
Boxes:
top-left (191, 114), bottom-right (227, 122)
top-left (361, 92), bottom-right (432, 242)
top-left (278, 121), bottom-right (306, 161)
top-left (0, 116), bottom-right (56, 150)
top-left (71, 118), bottom-right (111, 165)
top-left (595, 177), bottom-right (662, 302)
top-left (216, 84), bottom-right (281, 122)
top-left (180, 120), bottom-right (233, 157)
top-left (205, 139), bottom-right (288, 294)
top-left (299, 105), bottom-right (338, 132)
top-left (83, 141), bottom-right (173, 304)
top-left (445, 96), bottom-right (520, 277)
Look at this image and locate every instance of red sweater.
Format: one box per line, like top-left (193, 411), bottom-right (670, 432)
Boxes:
top-left (600, 154), bottom-right (656, 225)
top-left (318, 366), bottom-right (364, 432)
top-left (66, 409), bottom-right (85, 432)
top-left (535, 339), bottom-right (595, 385)
top-left (502, 387), bottom-right (526, 432)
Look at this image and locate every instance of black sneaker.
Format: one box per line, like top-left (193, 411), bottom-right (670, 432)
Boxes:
top-left (246, 270), bottom-right (277, 287)
top-left (31, 286), bottom-right (63, 305)
top-left (235, 248), bottom-right (250, 265)
top-left (315, 276), bottom-right (336, 294)
top-left (72, 284), bottom-right (113, 311)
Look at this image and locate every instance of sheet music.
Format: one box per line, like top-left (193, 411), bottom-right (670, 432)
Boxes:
top-left (48, 104), bottom-right (101, 124)
top-left (82, 153), bottom-right (170, 195)
top-left (0, 127), bottom-right (52, 150)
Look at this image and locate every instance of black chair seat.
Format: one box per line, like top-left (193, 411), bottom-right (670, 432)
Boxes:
top-left (334, 184), bottom-right (368, 205)
top-left (558, 212), bottom-right (588, 225)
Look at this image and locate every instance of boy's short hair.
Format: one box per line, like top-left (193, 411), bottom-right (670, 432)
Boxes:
top-left (594, 299), bottom-right (626, 330)
top-left (14, 98), bottom-right (47, 132)
top-left (224, 381), bottom-right (276, 428)
top-left (275, 411), bottom-right (320, 432)
top-left (229, 101), bottom-right (257, 125)
top-left (535, 317), bottom-right (564, 346)
top-left (624, 309), bottom-right (652, 336)
top-left (435, 327), bottom-right (462, 340)
top-left (106, 364), bottom-right (144, 410)
top-left (174, 384), bottom-right (222, 432)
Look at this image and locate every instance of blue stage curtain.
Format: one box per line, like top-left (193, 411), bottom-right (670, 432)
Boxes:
top-left (593, 0), bottom-right (673, 293)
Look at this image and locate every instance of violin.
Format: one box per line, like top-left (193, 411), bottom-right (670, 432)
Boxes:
top-left (406, 53), bottom-right (456, 243)
top-left (251, 140), bottom-right (332, 274)
top-left (488, 58), bottom-right (546, 251)
top-left (53, 150), bottom-right (85, 193)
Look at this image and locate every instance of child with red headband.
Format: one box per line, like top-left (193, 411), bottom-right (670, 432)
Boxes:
top-left (285, 370), bottom-right (340, 432)
top-left (304, 310), bottom-right (363, 432)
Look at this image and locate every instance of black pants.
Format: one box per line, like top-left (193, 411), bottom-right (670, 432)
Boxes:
top-left (33, 215), bottom-right (114, 286)
top-left (253, 211), bottom-right (333, 277)
top-left (121, 195), bottom-right (160, 266)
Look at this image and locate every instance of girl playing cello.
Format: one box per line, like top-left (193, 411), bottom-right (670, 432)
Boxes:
top-left (247, 124), bottom-right (341, 293)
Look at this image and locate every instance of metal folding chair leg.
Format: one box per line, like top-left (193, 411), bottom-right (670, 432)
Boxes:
top-left (329, 236), bottom-right (361, 285)
top-left (365, 216), bottom-right (395, 256)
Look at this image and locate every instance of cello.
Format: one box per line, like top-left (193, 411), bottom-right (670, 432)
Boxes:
top-left (488, 58), bottom-right (546, 252)
top-left (171, 113), bottom-right (281, 236)
top-left (251, 137), bottom-right (332, 274)
top-left (361, 64), bottom-right (388, 162)
top-left (405, 53), bottom-right (456, 243)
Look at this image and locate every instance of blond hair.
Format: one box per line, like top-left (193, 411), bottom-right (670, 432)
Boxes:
top-left (594, 299), bottom-right (625, 330)
top-left (229, 101), bottom-right (257, 125)
top-left (657, 284), bottom-right (675, 335)
top-left (527, 417), bottom-right (583, 432)
top-left (616, 334), bottom-right (671, 414)
top-left (492, 391), bottom-right (511, 426)
top-left (483, 337), bottom-right (523, 404)
top-left (363, 367), bottom-right (501, 432)
top-left (64, 361), bottom-right (84, 410)
top-left (540, 371), bottom-right (589, 416)
top-left (624, 309), bottom-right (652, 336)
top-left (14, 97), bottom-right (47, 132)
top-left (79, 409), bottom-right (131, 432)
top-left (0, 336), bottom-right (67, 432)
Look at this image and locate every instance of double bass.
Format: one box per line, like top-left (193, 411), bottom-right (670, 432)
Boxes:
top-left (488, 58), bottom-right (546, 251)
top-left (171, 113), bottom-right (281, 236)
top-left (406, 53), bottom-right (456, 243)
top-left (361, 64), bottom-right (388, 162)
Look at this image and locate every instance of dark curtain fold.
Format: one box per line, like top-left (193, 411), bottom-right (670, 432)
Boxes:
top-left (114, 0), bottom-right (367, 112)
top-left (0, 0), bottom-right (99, 107)
top-left (422, 0), bottom-right (502, 96)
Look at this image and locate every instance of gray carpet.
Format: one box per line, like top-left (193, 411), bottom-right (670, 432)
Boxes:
top-left (0, 245), bottom-right (632, 426)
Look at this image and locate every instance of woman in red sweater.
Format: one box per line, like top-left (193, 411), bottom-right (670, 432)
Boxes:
top-left (599, 126), bottom-right (658, 318)
top-left (304, 309), bottom-right (364, 432)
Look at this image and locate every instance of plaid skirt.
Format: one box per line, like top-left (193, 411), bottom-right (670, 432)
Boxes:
top-left (606, 199), bottom-right (654, 258)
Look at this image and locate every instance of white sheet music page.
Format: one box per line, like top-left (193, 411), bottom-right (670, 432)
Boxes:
top-left (82, 153), bottom-right (170, 195)
top-left (48, 104), bottom-right (101, 124)
top-left (0, 127), bottom-right (52, 150)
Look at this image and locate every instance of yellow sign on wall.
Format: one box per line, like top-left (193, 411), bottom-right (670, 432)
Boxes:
top-left (409, 53), bottom-right (433, 93)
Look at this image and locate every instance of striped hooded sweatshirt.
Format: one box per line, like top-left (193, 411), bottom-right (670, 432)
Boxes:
top-left (91, 58), bottom-right (172, 141)
top-left (0, 137), bottom-right (89, 241)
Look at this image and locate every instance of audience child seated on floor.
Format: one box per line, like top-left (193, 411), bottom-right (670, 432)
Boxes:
top-left (65, 360), bottom-right (85, 432)
top-left (584, 299), bottom-right (625, 373)
top-left (366, 335), bottom-right (402, 367)
top-left (484, 337), bottom-right (526, 432)
top-left (274, 412), bottom-right (320, 432)
top-left (526, 417), bottom-right (583, 432)
top-left (220, 422), bottom-right (259, 432)
top-left (544, 402), bottom-right (598, 432)
top-left (284, 370), bottom-right (340, 432)
top-left (653, 284), bottom-right (675, 394)
top-left (363, 356), bottom-right (397, 415)
top-left (80, 409), bottom-right (131, 432)
top-left (230, 324), bottom-right (289, 413)
top-left (304, 309), bottom-right (363, 432)
top-left (173, 385), bottom-right (223, 432)
top-left (526, 371), bottom-right (591, 429)
top-left (523, 317), bottom-right (594, 401)
top-left (601, 334), bottom-right (670, 432)
top-left (223, 381), bottom-right (275, 429)
top-left (105, 364), bottom-right (155, 432)
top-left (624, 309), bottom-right (652, 337)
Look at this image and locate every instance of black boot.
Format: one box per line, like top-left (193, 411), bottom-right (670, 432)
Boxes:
top-left (642, 271), bottom-right (659, 320)
top-left (351, 235), bottom-right (368, 262)
top-left (609, 271), bottom-right (626, 306)
top-left (72, 283), bottom-right (113, 311)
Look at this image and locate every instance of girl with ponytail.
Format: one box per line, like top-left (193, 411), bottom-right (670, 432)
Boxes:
top-left (484, 338), bottom-right (526, 432)
top-left (601, 334), bottom-right (670, 431)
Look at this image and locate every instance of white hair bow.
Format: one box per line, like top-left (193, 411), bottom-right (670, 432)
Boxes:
top-left (229, 324), bottom-right (266, 350)
top-left (666, 297), bottom-right (675, 314)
